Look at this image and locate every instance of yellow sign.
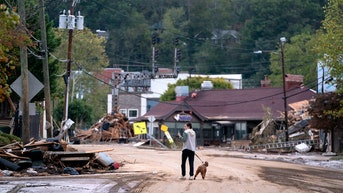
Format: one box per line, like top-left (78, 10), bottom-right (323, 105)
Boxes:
top-left (133, 122), bottom-right (147, 135)
top-left (164, 131), bottom-right (174, 144)
top-left (160, 124), bottom-right (168, 132)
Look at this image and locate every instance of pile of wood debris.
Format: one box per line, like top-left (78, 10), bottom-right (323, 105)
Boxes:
top-left (0, 138), bottom-right (121, 177)
top-left (73, 113), bottom-right (134, 143)
top-left (249, 100), bottom-right (320, 152)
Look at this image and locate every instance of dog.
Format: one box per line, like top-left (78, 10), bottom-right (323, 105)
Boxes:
top-left (194, 161), bottom-right (208, 180)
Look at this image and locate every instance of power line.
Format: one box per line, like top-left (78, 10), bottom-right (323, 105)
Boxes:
top-left (75, 59), bottom-right (331, 110)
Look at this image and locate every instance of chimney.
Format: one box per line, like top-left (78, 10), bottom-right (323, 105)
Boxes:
top-left (285, 74), bottom-right (303, 90)
top-left (261, 75), bottom-right (271, 88)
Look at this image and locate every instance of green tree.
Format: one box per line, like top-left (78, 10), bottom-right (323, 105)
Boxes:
top-left (315, 0), bottom-right (343, 92)
top-left (44, 0), bottom-right (325, 89)
top-left (160, 77), bottom-right (233, 101)
top-left (53, 99), bottom-right (93, 129)
top-left (52, 27), bottom-right (110, 124)
top-left (158, 7), bottom-right (189, 69)
top-left (312, 0), bottom-right (343, 123)
top-left (240, 0), bottom-right (324, 87)
top-left (26, 3), bottom-right (61, 102)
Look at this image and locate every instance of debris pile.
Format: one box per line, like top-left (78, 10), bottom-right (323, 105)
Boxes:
top-left (250, 100), bottom-right (319, 152)
top-left (73, 113), bottom-right (134, 143)
top-left (0, 138), bottom-right (121, 177)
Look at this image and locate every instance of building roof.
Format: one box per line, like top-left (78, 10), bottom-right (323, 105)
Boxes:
top-left (141, 86), bottom-right (316, 122)
top-left (97, 68), bottom-right (123, 84)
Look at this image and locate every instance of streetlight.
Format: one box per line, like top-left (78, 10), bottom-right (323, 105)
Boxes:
top-left (280, 37), bottom-right (288, 141)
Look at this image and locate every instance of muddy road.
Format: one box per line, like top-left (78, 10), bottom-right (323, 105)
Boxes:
top-left (1, 144), bottom-right (342, 193)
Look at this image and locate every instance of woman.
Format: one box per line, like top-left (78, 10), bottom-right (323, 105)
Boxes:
top-left (178, 122), bottom-right (196, 180)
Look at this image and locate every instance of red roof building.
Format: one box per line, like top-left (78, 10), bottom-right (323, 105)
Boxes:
top-left (137, 76), bottom-right (316, 146)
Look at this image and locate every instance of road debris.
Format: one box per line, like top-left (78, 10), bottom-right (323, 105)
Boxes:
top-left (0, 138), bottom-right (122, 177)
top-left (73, 113), bottom-right (134, 143)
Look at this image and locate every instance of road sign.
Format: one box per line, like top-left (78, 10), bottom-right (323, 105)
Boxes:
top-left (10, 71), bottom-right (44, 100)
top-left (164, 131), bottom-right (174, 144)
top-left (161, 124), bottom-right (168, 132)
top-left (133, 122), bottom-right (147, 135)
top-left (148, 115), bottom-right (155, 122)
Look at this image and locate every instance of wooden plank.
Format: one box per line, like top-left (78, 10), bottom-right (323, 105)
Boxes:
top-left (61, 157), bottom-right (90, 161)
top-left (5, 151), bottom-right (30, 159)
top-left (82, 148), bottom-right (114, 154)
top-left (45, 151), bottom-right (95, 156)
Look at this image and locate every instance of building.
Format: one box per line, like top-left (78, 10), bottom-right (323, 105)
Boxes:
top-left (136, 75), bottom-right (316, 146)
top-left (98, 68), bottom-right (243, 120)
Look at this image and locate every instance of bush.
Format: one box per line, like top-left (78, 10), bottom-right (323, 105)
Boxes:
top-left (0, 132), bottom-right (21, 145)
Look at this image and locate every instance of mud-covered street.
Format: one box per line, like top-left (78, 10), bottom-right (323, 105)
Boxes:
top-left (1, 143), bottom-right (343, 193)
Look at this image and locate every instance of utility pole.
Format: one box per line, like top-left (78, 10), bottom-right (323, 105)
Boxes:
top-left (40, 0), bottom-right (53, 138)
top-left (280, 37), bottom-right (288, 142)
top-left (63, 0), bottom-right (74, 123)
top-left (174, 37), bottom-right (181, 77)
top-left (58, 0), bottom-right (83, 139)
top-left (18, 0), bottom-right (30, 144)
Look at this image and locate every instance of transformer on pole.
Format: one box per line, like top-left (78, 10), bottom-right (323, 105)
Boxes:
top-left (58, 0), bottom-right (84, 140)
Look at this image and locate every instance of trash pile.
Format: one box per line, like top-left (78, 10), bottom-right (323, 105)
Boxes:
top-left (249, 100), bottom-right (320, 152)
top-left (73, 113), bottom-right (134, 143)
top-left (0, 138), bottom-right (121, 177)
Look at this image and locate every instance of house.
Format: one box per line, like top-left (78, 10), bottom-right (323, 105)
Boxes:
top-left (136, 75), bottom-right (316, 146)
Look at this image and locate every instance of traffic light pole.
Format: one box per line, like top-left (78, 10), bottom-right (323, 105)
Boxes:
top-left (174, 47), bottom-right (177, 75)
top-left (152, 46), bottom-right (157, 77)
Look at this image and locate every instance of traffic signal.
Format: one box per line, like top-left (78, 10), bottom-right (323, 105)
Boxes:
top-left (154, 65), bottom-right (158, 73)
top-left (174, 37), bottom-right (179, 46)
top-left (152, 32), bottom-right (157, 45)
top-left (176, 66), bottom-right (180, 74)
top-left (176, 49), bottom-right (181, 61)
top-left (154, 49), bottom-right (159, 60)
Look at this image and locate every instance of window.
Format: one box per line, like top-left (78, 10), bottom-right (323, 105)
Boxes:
top-left (128, 109), bottom-right (138, 119)
top-left (119, 109), bottom-right (127, 116)
top-left (234, 122), bottom-right (247, 140)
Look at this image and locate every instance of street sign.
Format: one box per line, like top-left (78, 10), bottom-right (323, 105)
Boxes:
top-left (173, 113), bottom-right (192, 122)
top-left (161, 124), bottom-right (168, 132)
top-left (148, 115), bottom-right (155, 122)
top-left (164, 131), bottom-right (174, 144)
top-left (133, 122), bottom-right (147, 135)
top-left (10, 71), bottom-right (44, 101)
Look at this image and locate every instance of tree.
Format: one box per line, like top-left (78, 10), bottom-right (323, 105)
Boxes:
top-left (240, 0), bottom-right (324, 87)
top-left (52, 27), bottom-right (110, 125)
top-left (269, 33), bottom-right (318, 89)
top-left (160, 76), bottom-right (233, 101)
top-left (53, 98), bottom-right (93, 129)
top-left (26, 5), bottom-right (61, 102)
top-left (0, 4), bottom-right (31, 103)
top-left (308, 92), bottom-right (343, 132)
top-left (158, 7), bottom-right (189, 69)
top-left (313, 0), bottom-right (343, 122)
top-left (44, 0), bottom-right (325, 89)
top-left (52, 27), bottom-right (109, 98)
top-left (315, 0), bottom-right (343, 92)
